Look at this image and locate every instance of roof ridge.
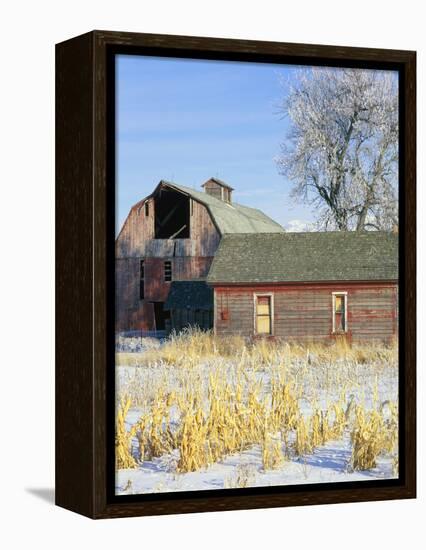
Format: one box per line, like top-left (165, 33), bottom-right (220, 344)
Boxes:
top-left (124, 179), bottom-right (284, 235)
top-left (159, 181), bottom-right (284, 234)
top-left (221, 230), bottom-right (396, 237)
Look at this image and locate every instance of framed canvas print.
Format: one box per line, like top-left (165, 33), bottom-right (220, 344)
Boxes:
top-left (55, 30), bottom-right (416, 519)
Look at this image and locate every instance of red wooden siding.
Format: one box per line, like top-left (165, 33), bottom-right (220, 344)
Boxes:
top-left (116, 193), bottom-right (220, 332)
top-left (116, 196), bottom-right (220, 259)
top-left (214, 282), bottom-right (397, 343)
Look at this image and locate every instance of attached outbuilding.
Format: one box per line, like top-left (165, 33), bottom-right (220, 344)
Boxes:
top-left (164, 281), bottom-right (213, 332)
top-left (207, 231), bottom-right (398, 343)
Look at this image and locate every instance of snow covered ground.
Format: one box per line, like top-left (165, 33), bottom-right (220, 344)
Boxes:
top-left (115, 337), bottom-right (398, 496)
top-left (116, 435), bottom-right (395, 495)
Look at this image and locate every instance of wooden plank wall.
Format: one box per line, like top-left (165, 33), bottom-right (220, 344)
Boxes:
top-left (214, 283), bottom-right (397, 342)
top-left (116, 198), bottom-right (155, 258)
top-left (190, 199), bottom-right (221, 256)
top-left (171, 309), bottom-right (213, 332)
top-left (116, 257), bottom-right (215, 331)
top-left (116, 192), bottom-right (220, 258)
top-left (115, 189), bottom-right (220, 331)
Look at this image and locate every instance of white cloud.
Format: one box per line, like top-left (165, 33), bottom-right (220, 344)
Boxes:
top-left (286, 219), bottom-right (314, 232)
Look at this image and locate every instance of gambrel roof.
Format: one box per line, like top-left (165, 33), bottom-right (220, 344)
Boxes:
top-left (207, 231), bottom-right (398, 284)
top-left (156, 181), bottom-right (284, 235)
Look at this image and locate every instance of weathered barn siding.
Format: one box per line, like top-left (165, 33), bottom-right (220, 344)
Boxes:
top-left (116, 197), bottom-right (220, 259)
top-left (164, 281), bottom-right (214, 333)
top-left (116, 198), bottom-right (155, 258)
top-left (214, 283), bottom-right (397, 343)
top-left (171, 309), bottom-right (214, 332)
top-left (202, 177), bottom-right (233, 202)
top-left (116, 193), bottom-right (220, 332)
top-left (116, 257), bottom-right (216, 331)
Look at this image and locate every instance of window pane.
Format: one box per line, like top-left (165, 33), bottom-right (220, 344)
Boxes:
top-left (257, 316), bottom-right (271, 334)
top-left (257, 296), bottom-right (270, 315)
top-left (164, 261), bottom-right (172, 281)
top-left (257, 304), bottom-right (270, 315)
top-left (341, 308), bottom-right (346, 331)
top-left (333, 294), bottom-right (347, 332)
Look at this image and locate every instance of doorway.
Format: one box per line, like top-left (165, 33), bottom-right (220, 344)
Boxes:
top-left (152, 302), bottom-right (170, 331)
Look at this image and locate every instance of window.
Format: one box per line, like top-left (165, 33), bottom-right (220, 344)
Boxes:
top-left (139, 260), bottom-right (145, 300)
top-left (154, 188), bottom-right (190, 239)
top-left (255, 294), bottom-right (273, 335)
top-left (333, 292), bottom-right (347, 333)
top-left (164, 260), bottom-right (172, 282)
top-left (205, 186), bottom-right (222, 200)
top-left (144, 201), bottom-right (149, 217)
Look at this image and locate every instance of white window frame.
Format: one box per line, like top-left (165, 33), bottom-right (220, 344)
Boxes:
top-left (332, 291), bottom-right (348, 333)
top-left (253, 293), bottom-right (274, 336)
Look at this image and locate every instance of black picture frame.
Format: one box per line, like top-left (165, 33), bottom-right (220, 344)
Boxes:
top-left (56, 30), bottom-right (416, 519)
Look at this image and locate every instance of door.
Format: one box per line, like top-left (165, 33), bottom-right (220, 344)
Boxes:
top-left (152, 302), bottom-right (170, 331)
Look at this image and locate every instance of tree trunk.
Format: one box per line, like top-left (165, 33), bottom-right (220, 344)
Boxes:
top-left (356, 207), bottom-right (368, 231)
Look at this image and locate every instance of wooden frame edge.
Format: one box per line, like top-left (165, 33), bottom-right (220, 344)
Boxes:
top-left (55, 30), bottom-right (416, 519)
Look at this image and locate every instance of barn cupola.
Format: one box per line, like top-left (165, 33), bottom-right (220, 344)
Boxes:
top-left (202, 177), bottom-right (234, 203)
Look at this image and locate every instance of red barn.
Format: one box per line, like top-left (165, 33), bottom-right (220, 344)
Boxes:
top-left (206, 232), bottom-right (398, 343)
top-left (115, 178), bottom-right (284, 332)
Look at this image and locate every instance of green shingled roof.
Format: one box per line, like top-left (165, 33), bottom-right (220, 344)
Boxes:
top-left (160, 181), bottom-right (284, 235)
top-left (207, 232), bottom-right (398, 284)
top-left (164, 281), bottom-right (213, 310)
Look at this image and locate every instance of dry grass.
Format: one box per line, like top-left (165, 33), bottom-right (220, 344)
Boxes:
top-left (294, 415), bottom-right (312, 457)
top-left (116, 329), bottom-right (397, 370)
top-left (115, 396), bottom-right (138, 469)
top-left (116, 328), bottom-right (247, 367)
top-left (116, 329), bottom-right (398, 476)
top-left (351, 401), bottom-right (398, 471)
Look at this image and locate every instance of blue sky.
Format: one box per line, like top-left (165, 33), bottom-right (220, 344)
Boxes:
top-left (116, 54), bottom-right (313, 233)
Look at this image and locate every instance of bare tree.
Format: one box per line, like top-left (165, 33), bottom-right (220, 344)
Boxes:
top-left (276, 68), bottom-right (398, 231)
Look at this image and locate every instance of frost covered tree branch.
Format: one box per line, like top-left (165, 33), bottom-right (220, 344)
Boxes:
top-left (276, 68), bottom-right (399, 231)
